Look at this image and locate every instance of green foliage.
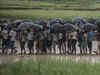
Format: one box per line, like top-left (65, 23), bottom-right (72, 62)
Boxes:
top-left (0, 59), bottom-right (100, 75)
top-left (0, 10), bottom-right (100, 21)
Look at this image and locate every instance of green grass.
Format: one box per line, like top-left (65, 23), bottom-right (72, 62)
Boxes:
top-left (0, 10), bottom-right (100, 21)
top-left (0, 59), bottom-right (100, 75)
top-left (0, 0), bottom-right (100, 9)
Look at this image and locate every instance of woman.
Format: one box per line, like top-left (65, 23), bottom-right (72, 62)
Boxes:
top-left (20, 30), bottom-right (27, 55)
top-left (27, 29), bottom-right (34, 55)
top-left (71, 31), bottom-right (77, 55)
top-left (81, 31), bottom-right (88, 54)
top-left (9, 29), bottom-right (17, 54)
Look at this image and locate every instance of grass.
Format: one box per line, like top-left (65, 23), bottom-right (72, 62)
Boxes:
top-left (0, 10), bottom-right (100, 21)
top-left (0, 58), bottom-right (100, 75)
top-left (0, 0), bottom-right (100, 9)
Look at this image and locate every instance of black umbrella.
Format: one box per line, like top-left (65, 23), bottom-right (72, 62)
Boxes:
top-left (31, 24), bottom-right (43, 30)
top-left (62, 23), bottom-right (76, 32)
top-left (83, 23), bottom-right (97, 31)
top-left (72, 17), bottom-right (86, 24)
top-left (87, 18), bottom-right (97, 24)
top-left (51, 23), bottom-right (63, 32)
top-left (95, 19), bottom-right (100, 32)
top-left (17, 23), bottom-right (28, 30)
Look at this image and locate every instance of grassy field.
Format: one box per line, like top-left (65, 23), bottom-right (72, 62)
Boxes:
top-left (0, 10), bottom-right (100, 21)
top-left (0, 59), bottom-right (100, 75)
top-left (0, 0), bottom-right (100, 9)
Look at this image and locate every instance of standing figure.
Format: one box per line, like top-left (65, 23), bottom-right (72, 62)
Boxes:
top-left (87, 30), bottom-right (94, 54)
top-left (2, 28), bottom-right (9, 54)
top-left (77, 29), bottom-right (84, 54)
top-left (20, 30), bottom-right (27, 55)
top-left (81, 31), bottom-right (88, 54)
top-left (9, 29), bottom-right (17, 54)
top-left (27, 29), bottom-right (34, 55)
top-left (71, 31), bottom-right (77, 55)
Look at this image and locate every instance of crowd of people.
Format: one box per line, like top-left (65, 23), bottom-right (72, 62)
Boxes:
top-left (0, 17), bottom-right (99, 55)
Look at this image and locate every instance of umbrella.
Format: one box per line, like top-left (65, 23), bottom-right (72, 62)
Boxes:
top-left (72, 17), bottom-right (86, 24)
top-left (51, 23), bottom-right (63, 32)
top-left (17, 23), bottom-right (29, 30)
top-left (87, 18), bottom-right (97, 24)
top-left (83, 23), bottom-right (97, 31)
top-left (62, 23), bottom-right (76, 32)
top-left (13, 20), bottom-right (23, 25)
top-left (95, 19), bottom-right (100, 32)
top-left (50, 18), bottom-right (62, 25)
top-left (31, 24), bottom-right (43, 30)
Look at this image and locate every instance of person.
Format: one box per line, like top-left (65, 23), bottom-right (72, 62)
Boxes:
top-left (81, 31), bottom-right (88, 54)
top-left (20, 30), bottom-right (27, 55)
top-left (9, 29), bottom-right (17, 54)
top-left (52, 33), bottom-right (58, 54)
top-left (77, 29), bottom-right (84, 54)
top-left (87, 30), bottom-right (94, 54)
top-left (2, 28), bottom-right (9, 54)
top-left (67, 33), bottom-right (72, 54)
top-left (58, 32), bottom-right (63, 54)
top-left (71, 31), bottom-right (77, 55)
top-left (0, 25), bottom-right (2, 49)
top-left (27, 29), bottom-right (34, 55)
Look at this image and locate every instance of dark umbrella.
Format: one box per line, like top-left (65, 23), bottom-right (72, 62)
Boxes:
top-left (62, 23), bottom-right (76, 32)
top-left (95, 19), bottom-right (100, 32)
top-left (31, 24), bottom-right (43, 30)
top-left (72, 17), bottom-right (86, 24)
top-left (83, 23), bottom-right (97, 31)
top-left (17, 23), bottom-right (29, 30)
top-left (87, 18), bottom-right (97, 24)
top-left (51, 23), bottom-right (63, 32)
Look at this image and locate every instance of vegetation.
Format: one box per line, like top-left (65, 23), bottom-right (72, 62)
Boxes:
top-left (0, 0), bottom-right (99, 9)
top-left (0, 59), bottom-right (100, 75)
top-left (0, 10), bottom-right (100, 21)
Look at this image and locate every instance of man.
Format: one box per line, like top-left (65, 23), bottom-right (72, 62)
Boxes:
top-left (9, 29), bottom-right (17, 54)
top-left (27, 29), bottom-right (34, 55)
top-left (71, 31), bottom-right (77, 55)
top-left (77, 29), bottom-right (84, 54)
top-left (88, 30), bottom-right (94, 54)
top-left (2, 28), bottom-right (9, 54)
top-left (20, 30), bottom-right (27, 55)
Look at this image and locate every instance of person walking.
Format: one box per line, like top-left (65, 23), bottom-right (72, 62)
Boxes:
top-left (81, 31), bottom-right (88, 54)
top-left (87, 30), bottom-right (94, 54)
top-left (20, 30), bottom-right (27, 55)
top-left (9, 29), bottom-right (17, 54)
top-left (2, 28), bottom-right (9, 54)
top-left (77, 29), bottom-right (84, 54)
top-left (27, 29), bottom-right (34, 55)
top-left (71, 31), bottom-right (77, 55)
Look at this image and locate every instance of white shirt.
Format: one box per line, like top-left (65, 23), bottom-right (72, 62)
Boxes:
top-left (59, 33), bottom-right (63, 39)
top-left (9, 30), bottom-right (16, 41)
top-left (2, 30), bottom-right (8, 39)
top-left (27, 32), bottom-right (33, 40)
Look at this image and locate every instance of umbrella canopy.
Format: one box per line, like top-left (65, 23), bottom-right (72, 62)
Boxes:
top-left (51, 23), bottom-right (63, 32)
top-left (87, 18), bottom-right (97, 24)
top-left (72, 17), bottom-right (86, 29)
top-left (62, 23), bottom-right (76, 32)
top-left (83, 23), bottom-right (97, 31)
top-left (72, 17), bottom-right (86, 24)
top-left (95, 19), bottom-right (100, 32)
top-left (13, 20), bottom-right (23, 25)
top-left (31, 24), bottom-right (43, 30)
top-left (17, 23), bottom-right (28, 30)
top-left (51, 23), bottom-right (76, 33)
top-left (50, 18), bottom-right (63, 25)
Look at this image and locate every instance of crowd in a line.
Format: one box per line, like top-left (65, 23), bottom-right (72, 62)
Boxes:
top-left (0, 17), bottom-right (99, 55)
